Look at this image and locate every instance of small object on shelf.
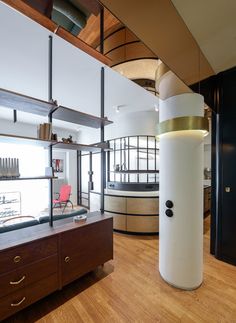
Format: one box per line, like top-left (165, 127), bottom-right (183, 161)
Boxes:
top-left (45, 167), bottom-right (54, 177)
top-left (38, 123), bottom-right (52, 140)
top-left (114, 164), bottom-right (120, 171)
top-left (0, 158), bottom-right (20, 178)
top-left (73, 214), bottom-right (87, 222)
top-left (62, 135), bottom-right (73, 144)
top-left (204, 167), bottom-right (211, 180)
top-left (51, 133), bottom-right (58, 141)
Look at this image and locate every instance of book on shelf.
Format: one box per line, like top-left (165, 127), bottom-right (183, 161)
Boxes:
top-left (38, 123), bottom-right (52, 140)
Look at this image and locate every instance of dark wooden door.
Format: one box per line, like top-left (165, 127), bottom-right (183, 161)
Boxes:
top-left (219, 113), bottom-right (236, 264)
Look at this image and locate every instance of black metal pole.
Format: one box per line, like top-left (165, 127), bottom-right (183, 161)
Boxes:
top-left (88, 152), bottom-right (93, 209)
top-left (137, 136), bottom-right (139, 183)
top-left (77, 151), bottom-right (82, 206)
top-left (13, 110), bottom-right (17, 123)
top-left (155, 137), bottom-right (157, 182)
top-left (100, 7), bottom-right (104, 54)
top-left (107, 143), bottom-right (110, 182)
top-left (48, 35), bottom-right (53, 227)
top-left (77, 151), bottom-right (79, 205)
top-left (147, 136), bottom-right (149, 183)
top-left (100, 67), bottom-right (105, 213)
top-left (128, 137), bottom-right (130, 183)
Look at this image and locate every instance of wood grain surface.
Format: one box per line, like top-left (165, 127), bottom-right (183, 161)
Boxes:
top-left (5, 216), bottom-right (236, 322)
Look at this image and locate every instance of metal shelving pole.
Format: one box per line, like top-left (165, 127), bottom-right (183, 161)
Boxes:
top-left (100, 67), bottom-right (105, 214)
top-left (48, 35), bottom-right (53, 227)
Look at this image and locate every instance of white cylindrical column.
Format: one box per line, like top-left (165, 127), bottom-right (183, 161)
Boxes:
top-left (158, 92), bottom-right (205, 290)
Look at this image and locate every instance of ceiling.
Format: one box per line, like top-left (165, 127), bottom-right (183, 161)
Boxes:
top-left (171, 0), bottom-right (236, 74)
top-left (0, 1), bottom-right (159, 131)
top-left (99, 0), bottom-right (236, 84)
top-left (78, 7), bottom-right (122, 48)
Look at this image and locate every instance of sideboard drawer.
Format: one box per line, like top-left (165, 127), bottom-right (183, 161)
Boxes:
top-left (61, 219), bottom-right (113, 286)
top-left (0, 236), bottom-right (58, 275)
top-left (0, 255), bottom-right (58, 298)
top-left (0, 273), bottom-right (58, 321)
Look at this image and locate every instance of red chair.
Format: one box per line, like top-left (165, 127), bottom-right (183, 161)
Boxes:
top-left (53, 185), bottom-right (73, 212)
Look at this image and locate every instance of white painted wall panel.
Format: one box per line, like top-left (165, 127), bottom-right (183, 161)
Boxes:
top-left (52, 35), bottom-right (102, 116)
top-left (0, 2), bottom-right (50, 100)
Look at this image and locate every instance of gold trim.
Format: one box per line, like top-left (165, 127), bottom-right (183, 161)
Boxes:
top-left (156, 116), bottom-right (209, 137)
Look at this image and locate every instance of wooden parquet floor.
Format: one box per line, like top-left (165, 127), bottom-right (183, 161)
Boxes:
top-left (5, 216), bottom-right (236, 323)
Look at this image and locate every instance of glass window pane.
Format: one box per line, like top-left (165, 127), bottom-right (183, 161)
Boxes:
top-left (129, 136), bottom-right (137, 148)
top-left (139, 174), bottom-right (147, 182)
top-left (129, 150), bottom-right (137, 170)
top-left (148, 151), bottom-right (155, 170)
top-left (148, 136), bottom-right (155, 149)
top-left (139, 136), bottom-right (147, 148)
top-left (92, 153), bottom-right (101, 193)
top-left (130, 174), bottom-right (137, 182)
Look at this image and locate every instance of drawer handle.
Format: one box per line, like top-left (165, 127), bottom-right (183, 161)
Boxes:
top-left (64, 256), bottom-right (70, 263)
top-left (11, 296), bottom-right (26, 307)
top-left (13, 256), bottom-right (21, 264)
top-left (10, 275), bottom-right (26, 285)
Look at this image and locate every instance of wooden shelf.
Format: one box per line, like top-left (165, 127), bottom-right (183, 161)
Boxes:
top-left (52, 105), bottom-right (113, 128)
top-left (0, 176), bottom-right (57, 181)
top-left (111, 170), bottom-right (160, 174)
top-left (0, 134), bottom-right (109, 152)
top-left (92, 142), bottom-right (113, 151)
top-left (0, 89), bottom-right (113, 129)
top-left (0, 134), bottom-right (56, 147)
top-left (0, 88), bottom-right (56, 116)
top-left (53, 141), bottom-right (101, 152)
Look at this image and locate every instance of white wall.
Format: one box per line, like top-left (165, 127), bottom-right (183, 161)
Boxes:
top-left (78, 111), bottom-right (159, 143)
top-left (77, 127), bottom-right (100, 145)
top-left (0, 119), bottom-right (78, 214)
top-left (0, 2), bottom-right (50, 100)
top-left (105, 111), bottom-right (159, 140)
top-left (52, 34), bottom-right (102, 117)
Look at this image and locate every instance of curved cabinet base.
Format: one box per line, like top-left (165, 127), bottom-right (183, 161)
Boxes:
top-left (102, 192), bottom-right (159, 234)
top-left (114, 229), bottom-right (158, 236)
top-left (109, 212), bottom-right (159, 234)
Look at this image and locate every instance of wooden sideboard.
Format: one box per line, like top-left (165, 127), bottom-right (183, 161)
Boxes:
top-left (0, 212), bottom-right (113, 321)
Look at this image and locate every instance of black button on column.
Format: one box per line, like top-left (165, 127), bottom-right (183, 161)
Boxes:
top-left (165, 200), bottom-right (174, 208)
top-left (165, 209), bottom-right (173, 217)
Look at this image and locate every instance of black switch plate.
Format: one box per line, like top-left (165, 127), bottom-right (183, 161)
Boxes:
top-left (165, 209), bottom-right (173, 217)
top-left (165, 200), bottom-right (174, 208)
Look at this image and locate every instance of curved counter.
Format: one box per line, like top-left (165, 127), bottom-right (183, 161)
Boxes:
top-left (90, 186), bottom-right (210, 235)
top-left (90, 190), bottom-right (159, 235)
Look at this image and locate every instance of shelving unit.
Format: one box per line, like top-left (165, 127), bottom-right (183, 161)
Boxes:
top-left (0, 86), bottom-right (113, 228)
top-left (0, 20), bottom-right (114, 320)
top-left (0, 88), bottom-right (113, 153)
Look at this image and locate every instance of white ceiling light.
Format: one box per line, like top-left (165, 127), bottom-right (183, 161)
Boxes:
top-left (113, 104), bottom-right (127, 113)
top-left (154, 104), bottom-right (159, 112)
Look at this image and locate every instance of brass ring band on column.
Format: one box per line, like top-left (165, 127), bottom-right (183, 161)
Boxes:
top-left (156, 116), bottom-right (209, 137)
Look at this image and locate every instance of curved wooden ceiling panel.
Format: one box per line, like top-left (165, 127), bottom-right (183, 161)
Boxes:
top-left (99, 0), bottom-right (215, 85)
